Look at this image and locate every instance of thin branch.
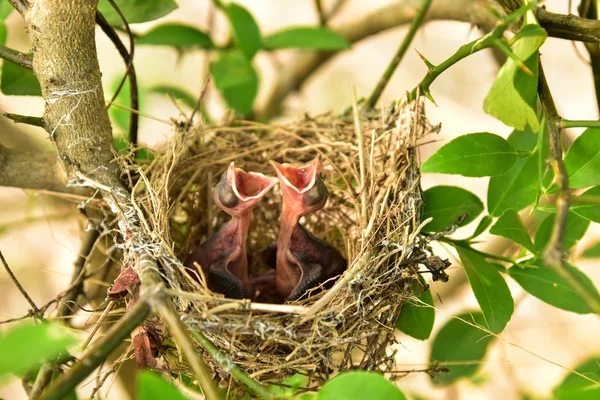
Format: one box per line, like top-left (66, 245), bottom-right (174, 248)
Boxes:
top-left (561, 119), bottom-right (600, 128)
top-left (314, 0), bottom-right (326, 26)
top-left (56, 229), bottom-right (101, 319)
top-left (189, 330), bottom-right (274, 400)
top-left (7, 0), bottom-right (28, 16)
top-left (439, 238), bottom-right (516, 264)
top-left (95, 9), bottom-right (139, 147)
top-left (38, 298), bottom-right (152, 400)
top-left (0, 45), bottom-right (32, 69)
top-left (0, 250), bottom-right (40, 316)
top-left (538, 63), bottom-right (600, 314)
top-left (2, 112), bottom-right (44, 127)
top-left (365, 0), bottom-right (432, 109)
top-left (30, 363), bottom-right (55, 400)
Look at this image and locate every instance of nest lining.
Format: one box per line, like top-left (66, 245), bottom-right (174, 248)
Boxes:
top-left (121, 98), bottom-right (442, 386)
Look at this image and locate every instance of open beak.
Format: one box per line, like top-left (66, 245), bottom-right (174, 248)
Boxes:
top-left (215, 162), bottom-right (278, 215)
top-left (270, 156), bottom-right (327, 216)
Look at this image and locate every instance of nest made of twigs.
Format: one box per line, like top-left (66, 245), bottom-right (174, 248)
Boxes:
top-left (123, 98), bottom-right (441, 388)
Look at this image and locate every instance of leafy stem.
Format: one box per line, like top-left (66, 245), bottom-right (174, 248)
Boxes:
top-left (561, 119), bottom-right (600, 129)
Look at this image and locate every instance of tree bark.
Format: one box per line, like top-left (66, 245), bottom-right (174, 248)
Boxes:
top-left (0, 145), bottom-right (66, 191)
top-left (25, 0), bottom-right (120, 189)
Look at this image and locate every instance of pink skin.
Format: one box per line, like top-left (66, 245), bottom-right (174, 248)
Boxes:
top-left (271, 157), bottom-right (347, 300)
top-left (185, 163), bottom-right (277, 299)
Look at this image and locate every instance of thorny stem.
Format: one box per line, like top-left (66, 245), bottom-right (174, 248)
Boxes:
top-left (0, 250), bottom-right (40, 316)
top-left (538, 63), bottom-right (600, 314)
top-left (0, 45), bottom-right (33, 69)
top-left (561, 119), bottom-right (600, 129)
top-left (189, 330), bottom-right (275, 400)
top-left (39, 298), bottom-right (152, 400)
top-left (365, 0), bottom-right (432, 109)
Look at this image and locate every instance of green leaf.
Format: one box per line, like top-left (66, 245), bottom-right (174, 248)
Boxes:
top-left (138, 371), bottom-right (190, 400)
top-left (429, 312), bottom-right (494, 386)
top-left (483, 12), bottom-right (546, 131)
top-left (421, 186), bottom-right (484, 232)
top-left (564, 128), bottom-right (600, 189)
top-left (0, 322), bottom-right (75, 378)
top-left (97, 0), bottom-right (178, 25)
top-left (487, 127), bottom-right (540, 216)
top-left (490, 209), bottom-right (535, 252)
top-left (571, 186), bottom-right (600, 223)
top-left (534, 212), bottom-right (589, 252)
top-left (553, 357), bottom-right (600, 400)
top-left (210, 50), bottom-right (258, 115)
top-left (456, 247), bottom-right (514, 333)
top-left (508, 262), bottom-right (600, 314)
top-left (318, 372), bottom-right (406, 400)
top-left (263, 26), bottom-right (350, 50)
top-left (0, 60), bottom-right (42, 96)
top-left (421, 133), bottom-right (517, 177)
top-left (224, 3), bottom-right (261, 60)
top-left (396, 280), bottom-right (435, 340)
top-left (136, 24), bottom-right (214, 49)
top-left (583, 241), bottom-right (600, 258)
top-left (150, 85), bottom-right (197, 109)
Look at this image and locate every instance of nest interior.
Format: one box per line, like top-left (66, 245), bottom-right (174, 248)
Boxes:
top-left (126, 98), bottom-right (442, 387)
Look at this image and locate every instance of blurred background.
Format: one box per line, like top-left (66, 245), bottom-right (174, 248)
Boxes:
top-left (1, 0), bottom-right (599, 399)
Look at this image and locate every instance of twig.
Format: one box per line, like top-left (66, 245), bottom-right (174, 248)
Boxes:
top-left (7, 0), bottom-right (28, 15)
top-left (561, 119), bottom-right (600, 128)
top-left (538, 62), bottom-right (600, 314)
top-left (56, 229), bottom-right (101, 319)
top-left (536, 6), bottom-right (600, 44)
top-left (95, 9), bottom-right (139, 147)
top-left (155, 298), bottom-right (221, 400)
top-left (30, 363), bottom-right (55, 400)
top-left (38, 298), bottom-right (152, 400)
top-left (2, 112), bottom-right (44, 127)
top-left (0, 250), bottom-right (40, 316)
top-left (0, 45), bottom-right (33, 69)
top-left (365, 0), bottom-right (432, 109)
top-left (438, 238), bottom-right (516, 264)
top-left (351, 87), bottom-right (367, 229)
top-left (188, 330), bottom-right (274, 399)
top-left (314, 0), bottom-right (326, 26)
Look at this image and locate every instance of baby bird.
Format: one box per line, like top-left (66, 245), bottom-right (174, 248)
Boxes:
top-left (185, 162), bottom-right (277, 299)
top-left (271, 156), bottom-right (347, 300)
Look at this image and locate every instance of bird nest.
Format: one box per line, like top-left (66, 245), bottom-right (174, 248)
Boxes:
top-left (119, 98), bottom-right (443, 389)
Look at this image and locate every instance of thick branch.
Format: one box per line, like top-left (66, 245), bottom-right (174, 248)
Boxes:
top-left (537, 7), bottom-right (600, 44)
top-left (0, 145), bottom-right (66, 192)
top-left (25, 0), bottom-right (121, 189)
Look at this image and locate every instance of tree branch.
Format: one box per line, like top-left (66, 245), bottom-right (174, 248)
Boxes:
top-left (7, 0), bottom-right (29, 16)
top-left (538, 63), bottom-right (600, 314)
top-left (536, 7), bottom-right (600, 44)
top-left (0, 250), bottom-right (40, 316)
top-left (0, 45), bottom-right (33, 69)
top-left (0, 145), bottom-right (66, 192)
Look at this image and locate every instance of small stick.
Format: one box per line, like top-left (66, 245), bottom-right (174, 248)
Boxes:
top-left (351, 86), bottom-right (368, 230)
top-left (0, 250), bottom-right (40, 316)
